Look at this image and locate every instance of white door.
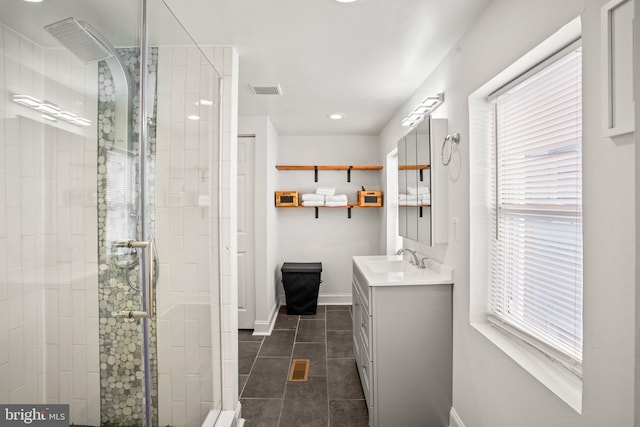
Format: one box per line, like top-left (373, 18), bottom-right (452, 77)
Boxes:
top-left (237, 136), bottom-right (256, 329)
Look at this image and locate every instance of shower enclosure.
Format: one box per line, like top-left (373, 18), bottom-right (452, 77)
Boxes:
top-left (0, 0), bottom-right (224, 425)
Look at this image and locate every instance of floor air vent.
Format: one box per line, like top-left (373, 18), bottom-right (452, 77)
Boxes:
top-left (288, 359), bottom-right (309, 382)
top-left (250, 84), bottom-right (283, 95)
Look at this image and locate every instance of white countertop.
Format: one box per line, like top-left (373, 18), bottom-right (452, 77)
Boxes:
top-left (353, 255), bottom-right (454, 286)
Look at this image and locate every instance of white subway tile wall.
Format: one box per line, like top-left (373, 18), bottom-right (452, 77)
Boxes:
top-left (155, 45), bottom-right (230, 426)
top-left (0, 24), bottom-right (100, 424)
top-left (0, 22), bottom-right (238, 426)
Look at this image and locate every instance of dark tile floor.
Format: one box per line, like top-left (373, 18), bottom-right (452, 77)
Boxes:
top-left (239, 305), bottom-right (369, 427)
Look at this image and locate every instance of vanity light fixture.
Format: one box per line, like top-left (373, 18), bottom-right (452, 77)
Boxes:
top-left (23, 0), bottom-right (44, 3)
top-left (187, 115), bottom-right (200, 121)
top-left (72, 117), bottom-right (92, 126)
top-left (328, 112), bottom-right (345, 120)
top-left (401, 92), bottom-right (444, 127)
top-left (41, 114), bottom-right (57, 122)
top-left (13, 94), bottom-right (41, 107)
top-left (36, 102), bottom-right (61, 115)
top-left (198, 99), bottom-right (214, 106)
top-left (12, 94), bottom-right (91, 127)
top-left (56, 111), bottom-right (78, 121)
top-left (335, 0), bottom-right (359, 3)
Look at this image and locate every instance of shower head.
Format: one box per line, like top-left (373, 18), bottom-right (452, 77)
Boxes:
top-left (44, 17), bottom-right (135, 153)
top-left (44, 18), bottom-right (114, 63)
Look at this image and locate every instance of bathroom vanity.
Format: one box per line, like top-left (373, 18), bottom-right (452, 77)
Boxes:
top-left (352, 255), bottom-right (453, 427)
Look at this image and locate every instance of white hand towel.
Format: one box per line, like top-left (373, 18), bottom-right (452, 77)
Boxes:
top-left (399, 194), bottom-right (419, 202)
top-left (302, 200), bottom-right (325, 207)
top-left (326, 201), bottom-right (348, 207)
top-left (302, 193), bottom-right (325, 202)
top-left (407, 185), bottom-right (430, 196)
top-left (325, 194), bottom-right (348, 203)
top-left (316, 187), bottom-right (336, 196)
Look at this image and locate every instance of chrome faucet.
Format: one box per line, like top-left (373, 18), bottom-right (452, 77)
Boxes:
top-left (396, 248), bottom-right (419, 266)
top-left (418, 256), bottom-right (430, 269)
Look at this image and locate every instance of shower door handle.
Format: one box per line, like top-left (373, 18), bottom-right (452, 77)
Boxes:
top-left (112, 240), bottom-right (155, 319)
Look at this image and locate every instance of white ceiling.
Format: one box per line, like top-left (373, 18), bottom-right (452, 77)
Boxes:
top-left (2, 0), bottom-right (492, 135)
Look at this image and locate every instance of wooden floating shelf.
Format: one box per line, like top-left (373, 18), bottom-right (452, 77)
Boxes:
top-left (276, 165), bottom-right (383, 171)
top-left (276, 164), bottom-right (383, 182)
top-left (398, 204), bottom-right (430, 218)
top-left (398, 164), bottom-right (430, 170)
top-left (276, 203), bottom-right (382, 219)
top-left (278, 204), bottom-right (379, 209)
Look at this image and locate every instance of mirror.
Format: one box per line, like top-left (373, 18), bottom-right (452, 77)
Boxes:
top-left (398, 116), bottom-right (448, 246)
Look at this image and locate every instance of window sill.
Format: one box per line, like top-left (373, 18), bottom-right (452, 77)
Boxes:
top-left (471, 321), bottom-right (583, 413)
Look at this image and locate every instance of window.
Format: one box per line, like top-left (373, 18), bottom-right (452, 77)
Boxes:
top-left (488, 42), bottom-right (583, 374)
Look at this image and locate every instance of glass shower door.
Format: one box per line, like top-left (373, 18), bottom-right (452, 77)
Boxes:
top-left (147, 0), bottom-right (224, 425)
top-left (1, 0), bottom-right (223, 425)
top-left (100, 0), bottom-right (225, 424)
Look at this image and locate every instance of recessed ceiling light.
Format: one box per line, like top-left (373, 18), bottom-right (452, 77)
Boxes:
top-left (328, 112), bottom-right (345, 120)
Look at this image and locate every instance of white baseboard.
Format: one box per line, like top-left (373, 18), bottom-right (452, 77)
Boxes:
top-left (277, 293), bottom-right (352, 306)
top-left (318, 293), bottom-right (352, 305)
top-left (449, 407), bottom-right (466, 427)
top-left (252, 302), bottom-right (279, 336)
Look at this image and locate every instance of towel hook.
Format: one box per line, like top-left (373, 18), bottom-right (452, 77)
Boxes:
top-left (441, 133), bottom-right (460, 166)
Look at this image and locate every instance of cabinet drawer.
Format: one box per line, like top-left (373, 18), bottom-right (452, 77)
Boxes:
top-left (352, 262), bottom-right (370, 312)
top-left (352, 286), bottom-right (363, 364)
top-left (352, 282), bottom-right (370, 354)
top-left (352, 282), bottom-right (373, 409)
top-left (358, 348), bottom-right (372, 408)
top-left (358, 300), bottom-right (370, 355)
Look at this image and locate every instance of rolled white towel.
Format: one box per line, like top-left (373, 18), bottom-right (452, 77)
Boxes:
top-left (420, 195), bottom-right (431, 205)
top-left (401, 200), bottom-right (420, 206)
top-left (398, 194), bottom-right (419, 202)
top-left (302, 193), bottom-right (325, 202)
top-left (302, 200), bottom-right (325, 207)
top-left (407, 185), bottom-right (430, 196)
top-left (325, 194), bottom-right (348, 203)
top-left (326, 201), bottom-right (348, 207)
top-left (316, 187), bottom-right (335, 196)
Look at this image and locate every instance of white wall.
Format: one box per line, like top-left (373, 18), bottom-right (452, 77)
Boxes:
top-left (379, 0), bottom-right (636, 425)
top-left (214, 46), bottom-right (240, 416)
top-left (276, 135), bottom-right (382, 303)
top-left (238, 115), bottom-right (279, 333)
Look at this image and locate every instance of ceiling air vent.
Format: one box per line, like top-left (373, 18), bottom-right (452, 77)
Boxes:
top-left (250, 84), bottom-right (283, 95)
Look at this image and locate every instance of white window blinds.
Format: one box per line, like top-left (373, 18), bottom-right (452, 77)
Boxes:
top-left (489, 43), bottom-right (583, 372)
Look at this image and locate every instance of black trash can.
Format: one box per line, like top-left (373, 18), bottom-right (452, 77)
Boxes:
top-left (281, 262), bottom-right (322, 315)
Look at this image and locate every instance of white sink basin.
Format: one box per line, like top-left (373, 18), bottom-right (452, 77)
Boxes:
top-left (353, 255), bottom-right (454, 286)
top-left (367, 259), bottom-right (416, 273)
